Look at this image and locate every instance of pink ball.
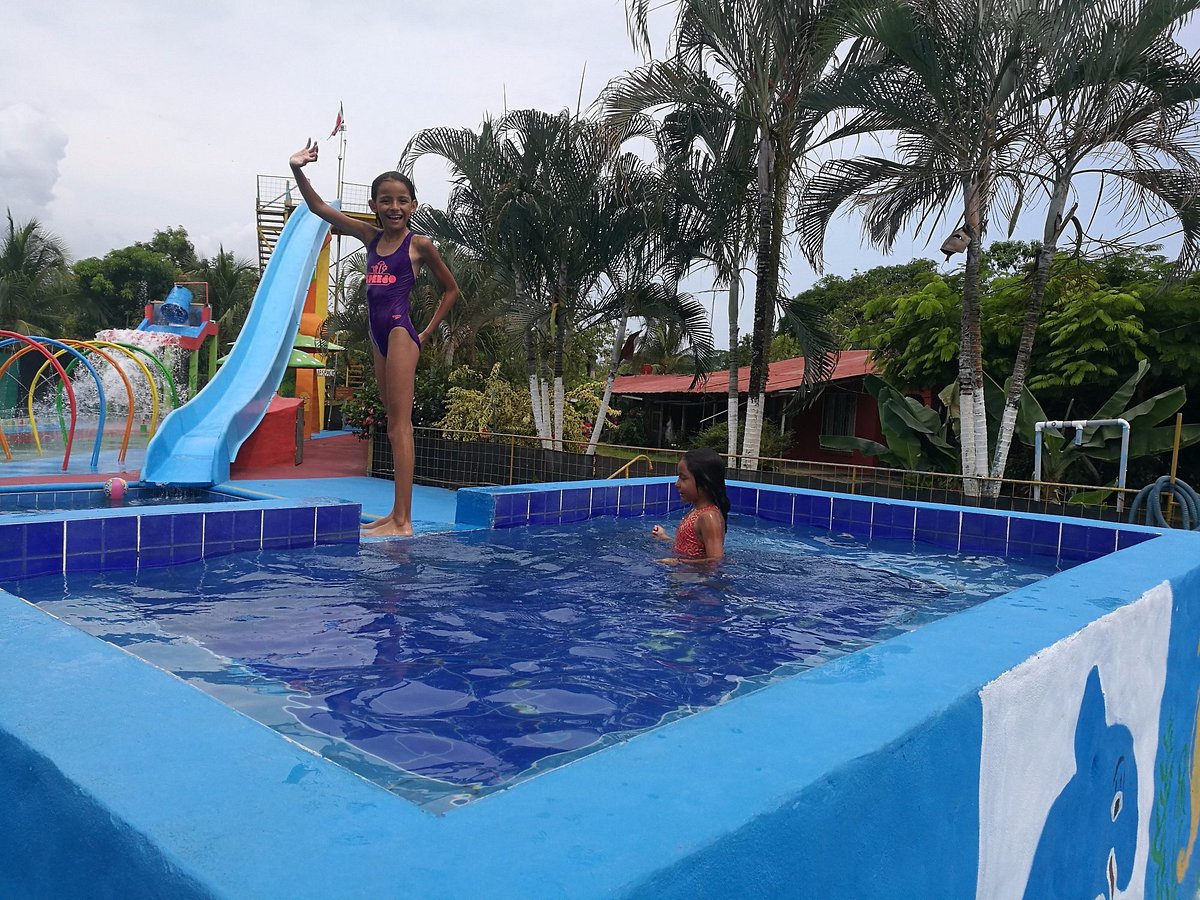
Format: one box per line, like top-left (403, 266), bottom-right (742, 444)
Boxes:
top-left (104, 477), bottom-right (127, 501)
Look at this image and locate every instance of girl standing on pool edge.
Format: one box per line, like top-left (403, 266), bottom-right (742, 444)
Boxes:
top-left (651, 447), bottom-right (729, 564)
top-left (289, 139), bottom-right (460, 537)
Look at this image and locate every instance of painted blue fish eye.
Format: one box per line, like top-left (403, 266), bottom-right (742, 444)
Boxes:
top-left (1111, 790), bottom-right (1123, 822)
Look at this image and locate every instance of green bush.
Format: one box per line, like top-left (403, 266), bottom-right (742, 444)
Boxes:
top-left (690, 419), bottom-right (789, 459)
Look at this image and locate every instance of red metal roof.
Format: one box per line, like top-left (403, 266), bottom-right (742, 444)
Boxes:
top-left (610, 349), bottom-right (876, 396)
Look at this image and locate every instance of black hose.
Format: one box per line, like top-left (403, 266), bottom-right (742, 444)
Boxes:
top-left (1127, 476), bottom-right (1200, 529)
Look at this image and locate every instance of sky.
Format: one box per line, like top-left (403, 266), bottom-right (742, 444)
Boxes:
top-left (2, 1), bottom-right (1198, 348)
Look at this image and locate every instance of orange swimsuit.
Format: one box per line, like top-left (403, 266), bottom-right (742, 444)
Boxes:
top-left (674, 505), bottom-right (715, 559)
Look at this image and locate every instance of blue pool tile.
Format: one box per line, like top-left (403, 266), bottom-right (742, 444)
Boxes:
top-left (758, 491), bottom-right (795, 525)
top-left (289, 507), bottom-right (317, 539)
top-left (103, 517), bottom-right (138, 553)
top-left (871, 503), bottom-right (915, 542)
top-left (528, 490), bottom-right (562, 526)
top-left (65, 551), bottom-right (103, 573)
top-left (727, 485), bottom-right (758, 515)
top-left (170, 543), bottom-right (204, 565)
top-left (591, 486), bottom-right (619, 517)
top-left (793, 493), bottom-right (832, 530)
top-left (959, 512), bottom-right (1008, 555)
top-left (140, 516), bottom-right (173, 549)
top-left (66, 519), bottom-right (104, 555)
top-left (262, 508), bottom-right (292, 548)
top-left (101, 549), bottom-right (138, 571)
top-left (832, 498), bottom-right (873, 537)
top-left (1117, 530), bottom-right (1157, 551)
top-left (530, 490), bottom-right (561, 516)
top-left (561, 488), bottom-right (591, 514)
top-left (316, 505), bottom-right (360, 540)
top-left (204, 509), bottom-right (237, 556)
top-left (560, 505), bottom-right (589, 524)
top-left (25, 520), bottom-right (65, 557)
top-left (644, 482), bottom-right (669, 516)
top-left (233, 510), bottom-right (263, 550)
top-left (1060, 524), bottom-right (1117, 562)
top-left (205, 511), bottom-right (236, 545)
top-left (0, 525), bottom-right (24, 564)
top-left (22, 556), bottom-right (61, 578)
top-left (494, 492), bottom-right (530, 527)
top-left (617, 484), bottom-right (645, 517)
top-left (915, 507), bottom-right (961, 552)
top-left (173, 514), bottom-right (203, 546)
top-left (1007, 518), bottom-right (1061, 558)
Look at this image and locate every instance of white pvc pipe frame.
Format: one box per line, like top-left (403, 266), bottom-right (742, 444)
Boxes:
top-left (1033, 418), bottom-right (1131, 514)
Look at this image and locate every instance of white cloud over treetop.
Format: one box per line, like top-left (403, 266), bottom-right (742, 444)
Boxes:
top-left (0, 104), bottom-right (68, 215)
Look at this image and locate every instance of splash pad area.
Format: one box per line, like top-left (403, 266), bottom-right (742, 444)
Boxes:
top-left (0, 283), bottom-right (225, 482)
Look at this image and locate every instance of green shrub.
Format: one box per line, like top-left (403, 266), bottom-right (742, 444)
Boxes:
top-left (690, 419), bottom-right (789, 459)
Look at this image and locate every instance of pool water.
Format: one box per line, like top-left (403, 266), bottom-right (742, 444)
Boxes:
top-left (6, 515), bottom-right (1058, 812)
top-left (0, 485), bottom-right (247, 516)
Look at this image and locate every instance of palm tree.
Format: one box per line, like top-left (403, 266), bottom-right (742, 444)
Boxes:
top-left (619, 0), bottom-right (847, 470)
top-left (603, 69), bottom-right (760, 462)
top-left (798, 0), bottom-right (1036, 493)
top-left (405, 108), bottom-right (704, 451)
top-left (409, 243), bottom-right (513, 369)
top-left (987, 0), bottom-right (1200, 487)
top-left (194, 246), bottom-right (258, 338)
top-left (0, 211), bottom-right (72, 334)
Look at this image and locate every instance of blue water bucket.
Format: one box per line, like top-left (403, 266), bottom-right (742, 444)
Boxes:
top-left (160, 285), bottom-right (193, 325)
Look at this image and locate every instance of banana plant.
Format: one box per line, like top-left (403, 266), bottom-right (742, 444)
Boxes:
top-left (820, 374), bottom-right (958, 471)
top-left (1013, 360), bottom-right (1200, 491)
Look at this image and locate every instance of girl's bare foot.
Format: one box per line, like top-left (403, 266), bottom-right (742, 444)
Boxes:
top-left (368, 520), bottom-right (414, 538)
top-left (362, 515), bottom-right (393, 531)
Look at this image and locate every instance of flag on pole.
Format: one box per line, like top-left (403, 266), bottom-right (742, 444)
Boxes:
top-left (329, 103), bottom-right (344, 138)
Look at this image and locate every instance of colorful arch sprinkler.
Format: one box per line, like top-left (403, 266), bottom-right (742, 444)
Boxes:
top-left (0, 333), bottom-right (82, 471)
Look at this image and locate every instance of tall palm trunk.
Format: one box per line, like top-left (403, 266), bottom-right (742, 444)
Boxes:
top-left (989, 174), bottom-right (1072, 485)
top-left (958, 178), bottom-right (989, 497)
top-left (741, 131), bottom-right (779, 472)
top-left (587, 315), bottom-right (627, 455)
top-left (726, 277), bottom-right (741, 468)
top-left (525, 326), bottom-right (551, 449)
top-left (552, 298), bottom-right (566, 452)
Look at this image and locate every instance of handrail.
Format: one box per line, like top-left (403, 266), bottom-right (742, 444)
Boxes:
top-left (607, 454), bottom-right (654, 479)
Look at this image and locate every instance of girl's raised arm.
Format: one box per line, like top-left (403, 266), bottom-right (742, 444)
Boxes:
top-left (288, 140), bottom-right (376, 245)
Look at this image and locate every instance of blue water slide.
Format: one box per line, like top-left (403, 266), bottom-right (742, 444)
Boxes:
top-left (141, 205), bottom-right (330, 486)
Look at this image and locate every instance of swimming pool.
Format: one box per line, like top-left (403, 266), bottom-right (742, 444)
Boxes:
top-left (0, 482), bottom-right (248, 516)
top-left (2, 477), bottom-right (1199, 898)
top-left (9, 516), bottom-right (1057, 811)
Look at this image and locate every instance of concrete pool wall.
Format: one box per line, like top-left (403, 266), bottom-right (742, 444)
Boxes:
top-left (2, 479), bottom-right (1198, 898)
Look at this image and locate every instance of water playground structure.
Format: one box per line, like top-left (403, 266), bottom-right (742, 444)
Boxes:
top-left (0, 205), bottom-right (340, 480)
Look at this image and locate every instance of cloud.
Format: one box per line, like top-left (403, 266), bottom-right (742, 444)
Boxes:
top-left (0, 104), bottom-right (68, 217)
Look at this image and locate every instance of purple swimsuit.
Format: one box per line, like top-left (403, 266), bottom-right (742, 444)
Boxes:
top-left (365, 231), bottom-right (421, 356)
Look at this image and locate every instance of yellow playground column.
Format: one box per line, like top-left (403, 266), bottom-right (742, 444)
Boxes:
top-left (294, 235), bottom-right (332, 439)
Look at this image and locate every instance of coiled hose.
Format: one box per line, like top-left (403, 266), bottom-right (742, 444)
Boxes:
top-left (1127, 476), bottom-right (1200, 529)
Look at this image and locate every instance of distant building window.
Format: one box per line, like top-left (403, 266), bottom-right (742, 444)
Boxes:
top-left (822, 391), bottom-right (858, 439)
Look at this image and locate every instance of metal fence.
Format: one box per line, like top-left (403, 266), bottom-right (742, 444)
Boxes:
top-left (368, 427), bottom-right (1155, 525)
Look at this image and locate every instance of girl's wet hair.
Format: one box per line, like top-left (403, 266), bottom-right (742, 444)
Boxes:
top-left (683, 447), bottom-right (730, 527)
top-left (371, 171), bottom-right (417, 200)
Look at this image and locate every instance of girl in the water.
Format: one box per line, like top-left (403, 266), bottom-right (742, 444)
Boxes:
top-left (651, 447), bottom-right (729, 564)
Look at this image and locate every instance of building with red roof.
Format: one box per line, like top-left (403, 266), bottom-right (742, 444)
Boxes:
top-left (610, 350), bottom-right (889, 466)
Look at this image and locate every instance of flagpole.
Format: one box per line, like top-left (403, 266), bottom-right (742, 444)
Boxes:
top-left (334, 105), bottom-right (346, 321)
